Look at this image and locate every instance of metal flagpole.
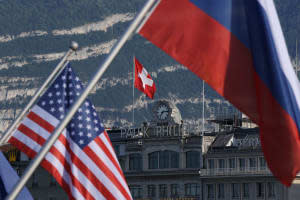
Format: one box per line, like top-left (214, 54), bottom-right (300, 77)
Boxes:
top-left (133, 56), bottom-right (135, 127)
top-left (202, 80), bottom-right (205, 135)
top-left (5, 0), bottom-right (159, 199)
top-left (0, 42), bottom-right (78, 146)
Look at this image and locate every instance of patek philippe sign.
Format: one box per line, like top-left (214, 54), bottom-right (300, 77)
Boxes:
top-left (120, 125), bottom-right (200, 139)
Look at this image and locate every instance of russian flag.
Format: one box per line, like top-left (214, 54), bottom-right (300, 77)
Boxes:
top-left (0, 152), bottom-right (33, 200)
top-left (139, 0), bottom-right (300, 186)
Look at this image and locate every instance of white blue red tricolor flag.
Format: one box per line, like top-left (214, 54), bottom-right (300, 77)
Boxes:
top-left (139, 0), bottom-right (300, 186)
top-left (8, 64), bottom-right (132, 199)
top-left (0, 152), bottom-right (33, 200)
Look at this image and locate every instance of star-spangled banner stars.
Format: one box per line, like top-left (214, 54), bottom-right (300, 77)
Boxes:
top-left (9, 63), bottom-right (132, 200)
top-left (37, 65), bottom-right (105, 148)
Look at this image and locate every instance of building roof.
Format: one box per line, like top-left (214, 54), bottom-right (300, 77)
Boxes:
top-left (210, 127), bottom-right (260, 149)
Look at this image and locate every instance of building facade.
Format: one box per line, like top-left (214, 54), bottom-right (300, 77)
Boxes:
top-left (3, 100), bottom-right (300, 200)
top-left (201, 128), bottom-right (285, 200)
top-left (110, 100), bottom-right (203, 200)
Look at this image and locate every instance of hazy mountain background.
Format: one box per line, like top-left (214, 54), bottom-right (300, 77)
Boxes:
top-left (0, 0), bottom-right (299, 133)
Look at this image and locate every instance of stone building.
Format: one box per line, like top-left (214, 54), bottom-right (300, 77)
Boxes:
top-left (3, 100), bottom-right (300, 200)
top-left (200, 118), bottom-right (300, 200)
top-left (110, 100), bottom-right (204, 200)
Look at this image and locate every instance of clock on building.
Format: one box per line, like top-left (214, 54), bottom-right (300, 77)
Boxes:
top-left (156, 104), bottom-right (170, 120)
top-left (152, 100), bottom-right (182, 125)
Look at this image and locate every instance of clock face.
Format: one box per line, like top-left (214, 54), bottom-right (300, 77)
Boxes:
top-left (156, 104), bottom-right (169, 120)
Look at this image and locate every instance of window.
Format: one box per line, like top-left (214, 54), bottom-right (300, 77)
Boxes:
top-left (170, 151), bottom-right (179, 168)
top-left (229, 158), bottom-right (236, 169)
top-left (149, 151), bottom-right (179, 169)
top-left (186, 151), bottom-right (200, 168)
top-left (171, 184), bottom-right (179, 197)
top-left (243, 183), bottom-right (249, 198)
top-left (268, 182), bottom-right (275, 197)
top-left (249, 158), bottom-right (257, 169)
top-left (149, 152), bottom-right (159, 169)
top-left (232, 183), bottom-right (240, 198)
top-left (208, 159), bottom-right (215, 169)
top-left (256, 182), bottom-right (265, 198)
top-left (259, 157), bottom-right (266, 169)
top-left (239, 158), bottom-right (245, 171)
top-left (129, 185), bottom-right (143, 199)
top-left (207, 184), bottom-right (215, 199)
top-left (159, 184), bottom-right (167, 198)
top-left (217, 183), bottom-right (225, 199)
top-left (159, 151), bottom-right (169, 168)
top-left (159, 151), bottom-right (179, 168)
top-left (218, 159), bottom-right (225, 169)
top-left (147, 185), bottom-right (156, 198)
top-left (185, 183), bottom-right (200, 197)
top-left (129, 153), bottom-right (142, 171)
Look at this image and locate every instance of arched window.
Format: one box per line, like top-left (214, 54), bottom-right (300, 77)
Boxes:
top-left (149, 150), bottom-right (179, 169)
top-left (159, 151), bottom-right (170, 168)
top-left (186, 151), bottom-right (200, 168)
top-left (129, 153), bottom-right (142, 171)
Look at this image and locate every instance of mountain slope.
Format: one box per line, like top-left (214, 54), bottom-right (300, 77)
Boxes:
top-left (0, 0), bottom-right (299, 132)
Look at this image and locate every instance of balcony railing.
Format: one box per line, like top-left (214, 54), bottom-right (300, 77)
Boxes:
top-left (200, 167), bottom-right (272, 176)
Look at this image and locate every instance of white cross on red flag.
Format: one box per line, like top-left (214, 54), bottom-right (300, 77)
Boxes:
top-left (134, 57), bottom-right (156, 99)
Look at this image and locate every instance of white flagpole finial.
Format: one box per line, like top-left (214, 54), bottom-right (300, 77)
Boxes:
top-left (70, 41), bottom-right (79, 51)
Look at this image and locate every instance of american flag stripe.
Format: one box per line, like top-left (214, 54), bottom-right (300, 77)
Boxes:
top-left (31, 107), bottom-right (129, 199)
top-left (10, 137), bottom-right (75, 199)
top-left (103, 131), bottom-right (120, 162)
top-left (12, 129), bottom-right (111, 200)
top-left (45, 149), bottom-right (90, 200)
top-left (21, 115), bottom-right (120, 200)
top-left (30, 105), bottom-right (127, 190)
top-left (89, 136), bottom-right (128, 183)
top-left (88, 138), bottom-right (126, 185)
top-left (98, 134), bottom-right (123, 173)
top-left (9, 64), bottom-right (132, 200)
top-left (10, 105), bottom-right (131, 200)
top-left (83, 145), bottom-right (130, 198)
top-left (11, 131), bottom-right (90, 200)
top-left (99, 133), bottom-right (128, 179)
top-left (57, 137), bottom-right (117, 200)
top-left (52, 141), bottom-right (107, 200)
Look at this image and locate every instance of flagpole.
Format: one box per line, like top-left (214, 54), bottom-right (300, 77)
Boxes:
top-left (202, 80), bottom-right (205, 135)
top-left (132, 56), bottom-right (135, 127)
top-left (6, 1), bottom-right (159, 199)
top-left (0, 42), bottom-right (78, 146)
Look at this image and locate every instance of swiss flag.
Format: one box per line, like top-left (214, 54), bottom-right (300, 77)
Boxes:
top-left (134, 57), bottom-right (156, 99)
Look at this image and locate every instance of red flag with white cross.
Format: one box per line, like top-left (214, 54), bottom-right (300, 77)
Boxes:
top-left (134, 57), bottom-right (156, 99)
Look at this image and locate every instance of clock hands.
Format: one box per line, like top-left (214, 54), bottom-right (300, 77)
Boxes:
top-left (156, 104), bottom-right (169, 120)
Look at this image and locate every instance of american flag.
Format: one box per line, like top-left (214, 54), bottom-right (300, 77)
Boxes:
top-left (8, 64), bottom-right (132, 200)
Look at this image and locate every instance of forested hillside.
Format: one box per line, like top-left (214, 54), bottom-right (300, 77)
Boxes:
top-left (0, 0), bottom-right (298, 132)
